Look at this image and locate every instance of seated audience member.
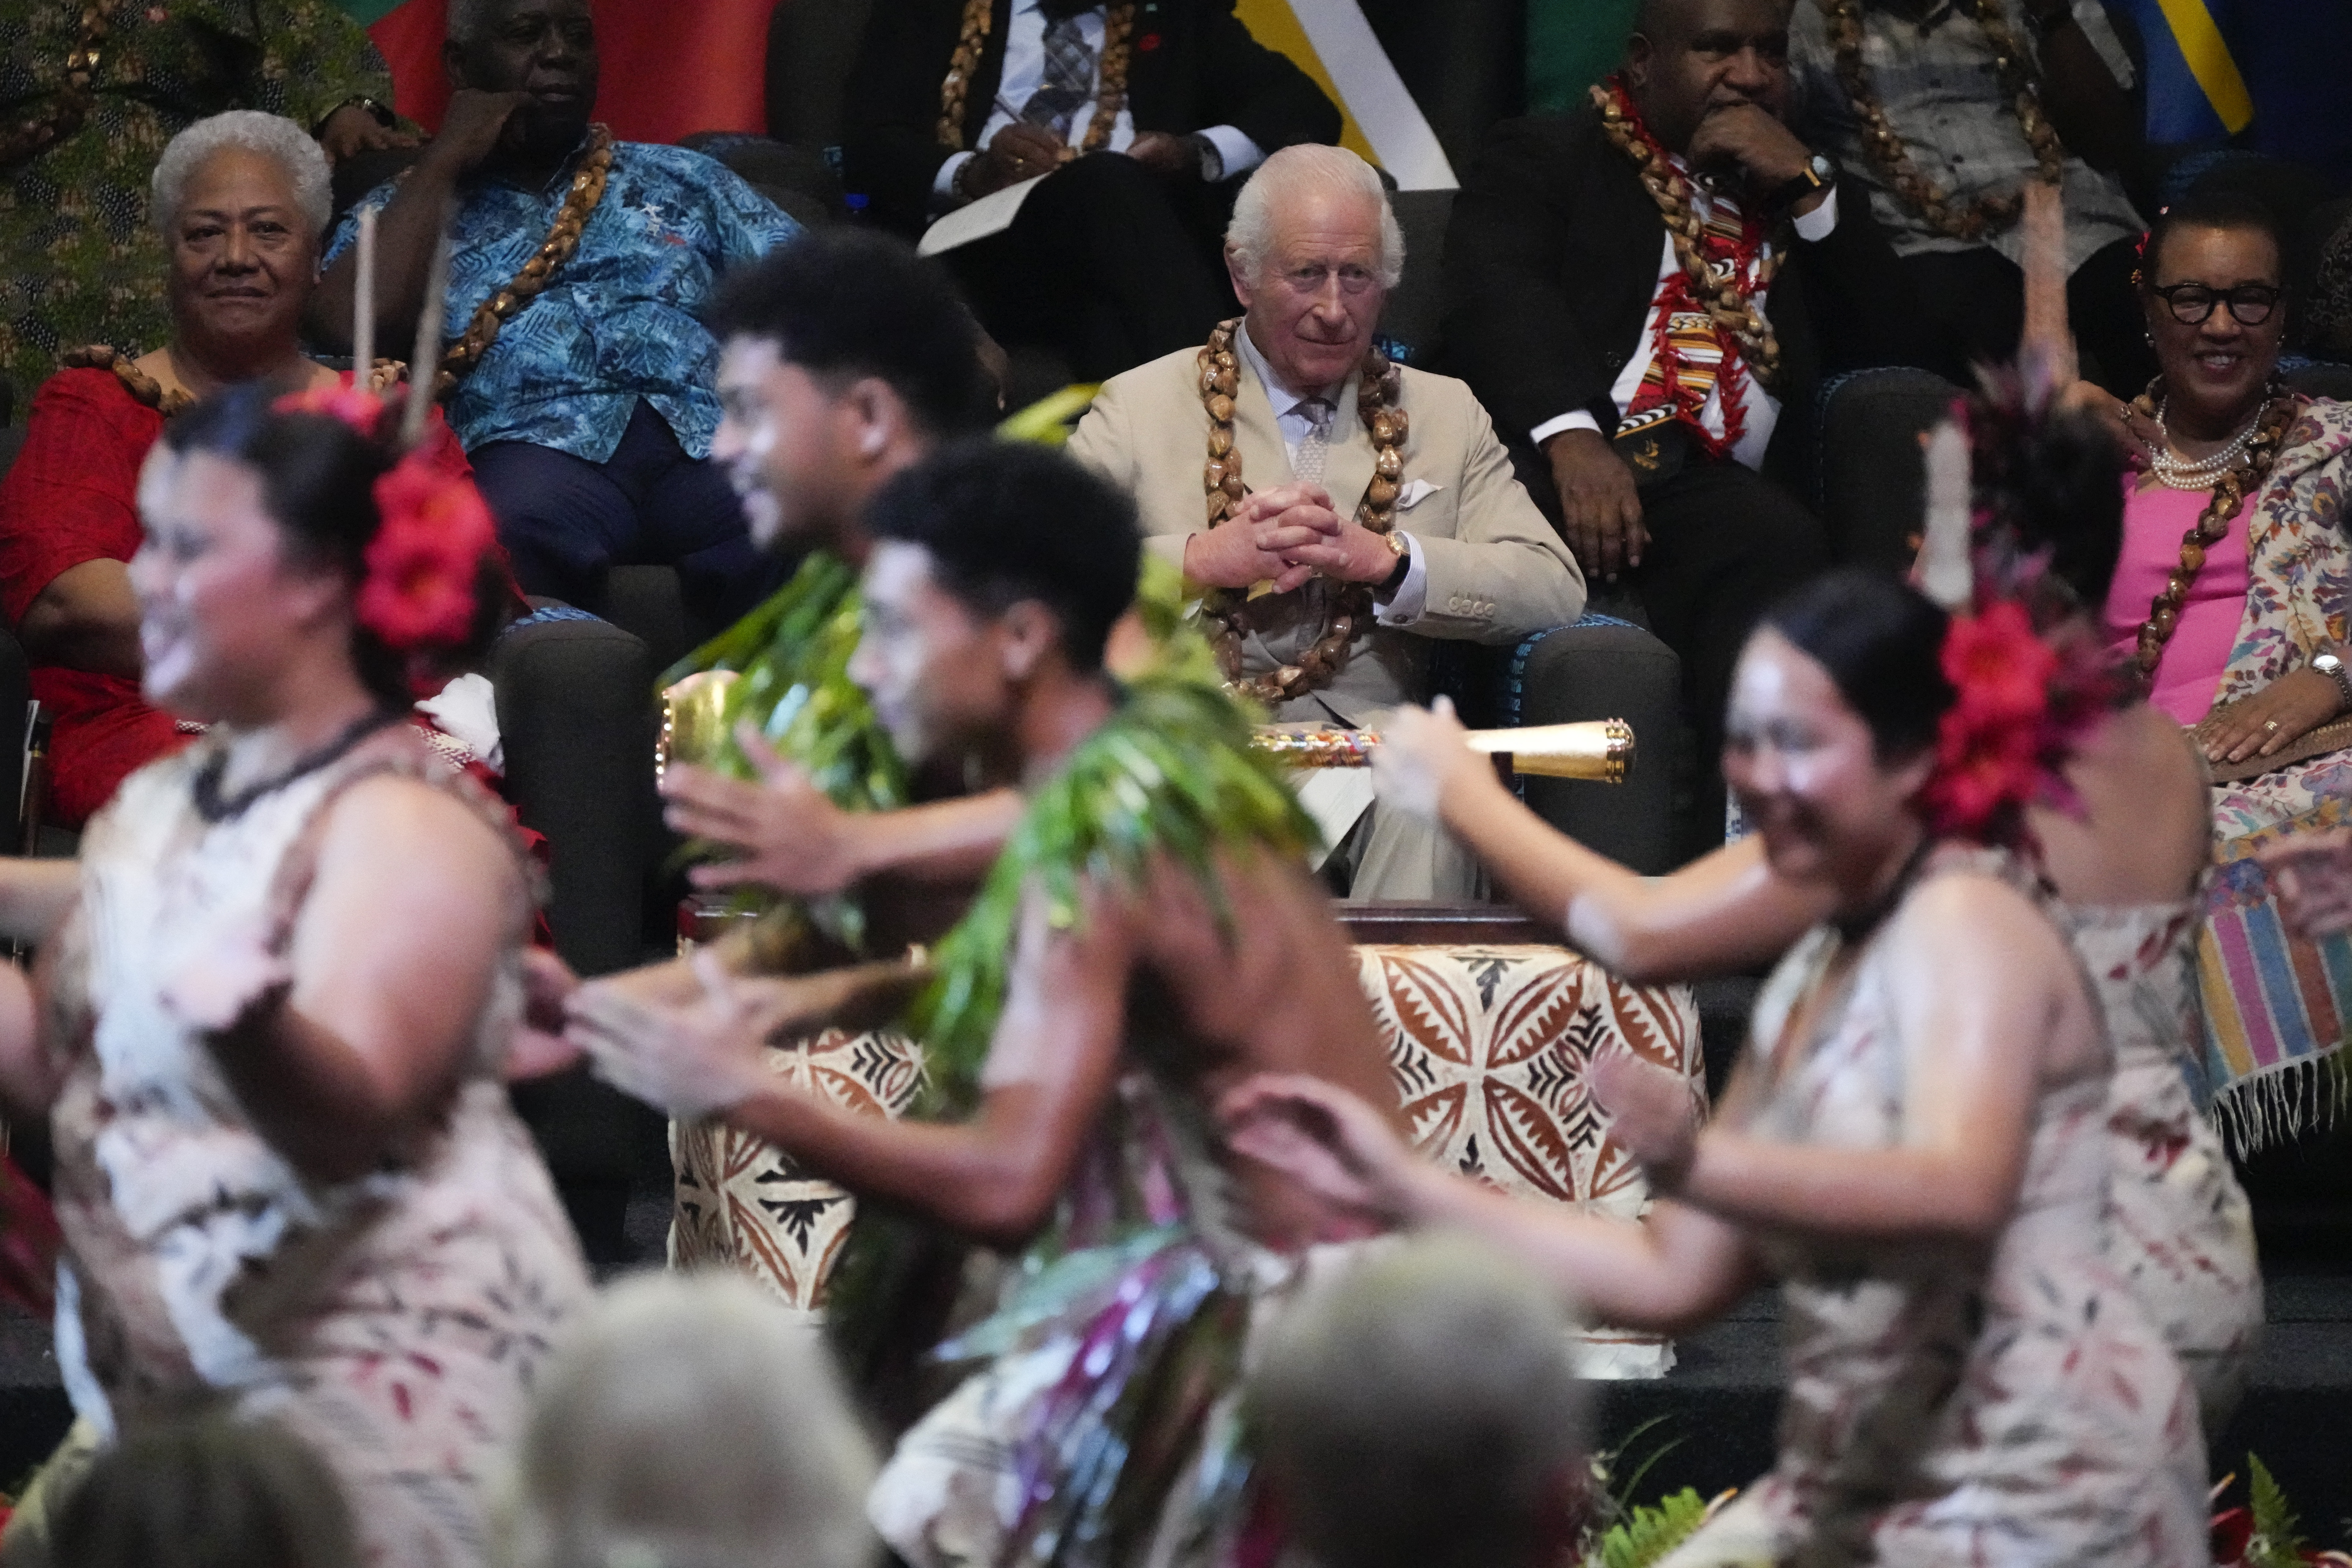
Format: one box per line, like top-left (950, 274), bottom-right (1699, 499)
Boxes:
top-left (1787, 0), bottom-right (2153, 393)
top-left (1070, 144), bottom-right (1586, 899)
top-left (0, 111), bottom-right (466, 829)
top-left (1253, 1236), bottom-right (1592, 1568)
top-left (1439, 0), bottom-right (1917, 856)
top-left (841, 0), bottom-right (1339, 382)
top-left (315, 0), bottom-right (798, 629)
top-left (493, 1274), bottom-right (878, 1568)
top-left (2091, 191), bottom-right (2352, 1125)
top-left (0, 1), bottom-right (411, 404)
top-left (39, 1413), bottom-right (358, 1568)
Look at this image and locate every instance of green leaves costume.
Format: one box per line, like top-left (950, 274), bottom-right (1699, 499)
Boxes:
top-left (664, 549), bottom-right (906, 953)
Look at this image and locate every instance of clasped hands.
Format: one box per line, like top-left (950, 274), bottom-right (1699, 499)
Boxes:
top-left (1183, 483), bottom-right (1399, 594)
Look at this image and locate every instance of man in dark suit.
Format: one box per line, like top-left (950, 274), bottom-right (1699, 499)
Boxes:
top-left (842, 0), bottom-right (1338, 382)
top-left (1439, 0), bottom-right (1921, 857)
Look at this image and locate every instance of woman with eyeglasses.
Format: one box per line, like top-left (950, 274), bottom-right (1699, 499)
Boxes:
top-left (2094, 187), bottom-right (2352, 1135)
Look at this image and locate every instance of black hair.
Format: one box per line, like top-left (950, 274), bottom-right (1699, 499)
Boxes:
top-left (1758, 568), bottom-right (1954, 761)
top-left (48, 1413), bottom-right (359, 1568)
top-left (705, 229), bottom-right (994, 440)
top-left (1964, 379), bottom-right (2127, 608)
top-left (2142, 188), bottom-right (2287, 287)
top-left (160, 382), bottom-right (504, 706)
top-left (862, 439), bottom-right (1140, 673)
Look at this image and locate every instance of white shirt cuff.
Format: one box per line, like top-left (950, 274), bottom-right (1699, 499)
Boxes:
top-left (931, 151), bottom-right (978, 208)
top-left (1531, 410), bottom-right (1603, 448)
top-left (1373, 533), bottom-right (1429, 625)
top-left (1198, 125), bottom-right (1265, 182)
top-left (1791, 185), bottom-right (1840, 243)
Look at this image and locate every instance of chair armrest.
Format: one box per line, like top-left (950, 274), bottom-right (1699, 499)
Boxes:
top-left (1502, 614), bottom-right (1681, 876)
top-left (487, 612), bottom-right (659, 978)
top-left (1811, 366), bottom-right (1964, 573)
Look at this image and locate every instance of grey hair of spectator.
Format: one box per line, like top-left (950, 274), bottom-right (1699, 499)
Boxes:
top-left (150, 111), bottom-right (333, 241)
top-left (493, 1273), bottom-right (880, 1568)
top-left (1225, 144), bottom-right (1405, 290)
top-left (1251, 1235), bottom-right (1590, 1568)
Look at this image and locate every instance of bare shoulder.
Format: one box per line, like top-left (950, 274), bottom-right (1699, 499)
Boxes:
top-left (313, 772), bottom-right (519, 897)
top-left (2037, 704), bottom-right (2208, 901)
top-left (1887, 868), bottom-right (2064, 965)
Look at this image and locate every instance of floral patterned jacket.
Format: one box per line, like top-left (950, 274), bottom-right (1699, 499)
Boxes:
top-left (2209, 395), bottom-right (2352, 839)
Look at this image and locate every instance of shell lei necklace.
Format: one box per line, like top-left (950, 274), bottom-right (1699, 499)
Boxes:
top-left (1196, 318), bottom-right (1407, 707)
top-left (432, 125), bottom-right (615, 398)
top-left (2126, 380), bottom-right (2302, 674)
top-left (1817, 0), bottom-right (2064, 242)
top-left (1592, 77), bottom-right (1784, 392)
top-left (936, 0), bottom-right (1136, 158)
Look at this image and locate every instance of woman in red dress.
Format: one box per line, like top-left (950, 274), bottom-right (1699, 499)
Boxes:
top-left (0, 110), bottom-right (466, 828)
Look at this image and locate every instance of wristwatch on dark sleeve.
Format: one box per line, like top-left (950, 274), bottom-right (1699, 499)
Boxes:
top-left (1186, 132), bottom-right (1226, 184)
top-left (2314, 648), bottom-right (2352, 712)
top-left (1764, 154), bottom-right (1835, 215)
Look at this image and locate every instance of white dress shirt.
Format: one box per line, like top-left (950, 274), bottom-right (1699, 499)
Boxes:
top-left (932, 0), bottom-right (1266, 206)
top-left (1236, 325), bottom-right (1429, 625)
top-left (1530, 183), bottom-right (1841, 471)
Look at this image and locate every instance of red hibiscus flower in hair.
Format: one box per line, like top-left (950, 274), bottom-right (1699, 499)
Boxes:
top-left (1924, 600), bottom-right (2057, 841)
top-left (274, 382), bottom-right (387, 437)
top-left (359, 454), bottom-right (496, 654)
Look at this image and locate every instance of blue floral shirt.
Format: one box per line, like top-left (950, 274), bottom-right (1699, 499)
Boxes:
top-left (327, 141), bottom-right (798, 464)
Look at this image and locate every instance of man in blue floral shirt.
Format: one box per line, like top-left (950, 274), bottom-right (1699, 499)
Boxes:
top-left (315, 0), bottom-right (798, 627)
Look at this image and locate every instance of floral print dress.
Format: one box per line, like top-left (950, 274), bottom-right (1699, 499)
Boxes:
top-left (44, 727), bottom-right (590, 1568)
top-left (1659, 857), bottom-right (2209, 1568)
top-left (2061, 893), bottom-right (2261, 1430)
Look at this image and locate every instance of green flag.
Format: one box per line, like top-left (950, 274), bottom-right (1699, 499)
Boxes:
top-left (1527, 0), bottom-right (1639, 114)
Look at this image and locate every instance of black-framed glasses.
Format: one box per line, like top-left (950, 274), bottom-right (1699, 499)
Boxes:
top-left (2148, 282), bottom-right (2282, 325)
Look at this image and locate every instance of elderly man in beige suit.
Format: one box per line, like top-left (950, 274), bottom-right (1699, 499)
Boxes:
top-left (1070, 144), bottom-right (1585, 899)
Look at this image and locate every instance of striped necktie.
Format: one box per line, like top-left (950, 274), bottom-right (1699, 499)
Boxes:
top-left (1020, 13), bottom-right (1096, 140)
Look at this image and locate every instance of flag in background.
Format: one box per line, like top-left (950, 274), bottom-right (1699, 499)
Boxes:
top-left (2107, 0), bottom-right (2352, 178)
top-left (1525, 0), bottom-right (1638, 115)
top-left (330, 0), bottom-right (770, 143)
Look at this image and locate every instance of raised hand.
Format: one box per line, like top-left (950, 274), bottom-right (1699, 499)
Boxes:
top-left (423, 89), bottom-right (534, 175)
top-left (567, 949), bottom-right (774, 1120)
top-left (1686, 103), bottom-right (1816, 201)
top-left (506, 946), bottom-right (583, 1081)
top-left (663, 724), bottom-right (871, 897)
top-left (1220, 1072), bottom-right (1419, 1222)
top-left (1591, 1045), bottom-right (1702, 1192)
top-left (1371, 696), bottom-right (1478, 824)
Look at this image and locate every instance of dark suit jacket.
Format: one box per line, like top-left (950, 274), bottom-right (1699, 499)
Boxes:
top-left (1436, 106), bottom-right (1927, 484)
top-left (842, 0), bottom-right (1340, 235)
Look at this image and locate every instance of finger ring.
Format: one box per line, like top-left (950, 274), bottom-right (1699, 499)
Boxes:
top-left (2266, 719), bottom-right (2281, 731)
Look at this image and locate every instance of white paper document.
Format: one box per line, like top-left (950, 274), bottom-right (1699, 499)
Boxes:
top-left (917, 174), bottom-right (1051, 256)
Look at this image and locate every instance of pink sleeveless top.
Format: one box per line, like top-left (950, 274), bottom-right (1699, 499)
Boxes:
top-left (2103, 479), bottom-right (2251, 725)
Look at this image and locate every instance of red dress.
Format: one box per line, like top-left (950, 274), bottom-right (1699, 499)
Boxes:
top-left (0, 367), bottom-right (475, 827)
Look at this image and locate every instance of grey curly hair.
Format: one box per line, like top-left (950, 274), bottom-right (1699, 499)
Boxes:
top-left (151, 110), bottom-right (333, 240)
top-left (1225, 144), bottom-right (1405, 291)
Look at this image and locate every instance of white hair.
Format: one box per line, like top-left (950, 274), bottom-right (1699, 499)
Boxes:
top-left (493, 1274), bottom-right (881, 1568)
top-left (1225, 144), bottom-right (1405, 291)
top-left (151, 110), bottom-right (333, 240)
top-left (1251, 1236), bottom-right (1588, 1568)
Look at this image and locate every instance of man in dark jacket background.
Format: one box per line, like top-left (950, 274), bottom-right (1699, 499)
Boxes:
top-left (843, 0), bottom-right (1339, 382)
top-left (1439, 0), bottom-right (1924, 855)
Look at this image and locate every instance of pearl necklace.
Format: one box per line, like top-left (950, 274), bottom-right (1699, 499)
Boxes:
top-left (2149, 398), bottom-right (2261, 490)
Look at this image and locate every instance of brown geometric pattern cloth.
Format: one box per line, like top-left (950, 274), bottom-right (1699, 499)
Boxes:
top-left (672, 945), bottom-right (1702, 1374)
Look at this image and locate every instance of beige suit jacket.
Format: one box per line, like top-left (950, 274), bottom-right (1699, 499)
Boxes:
top-left (1069, 344), bottom-right (1587, 727)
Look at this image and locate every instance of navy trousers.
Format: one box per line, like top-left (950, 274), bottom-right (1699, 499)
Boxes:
top-left (471, 399), bottom-right (777, 630)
